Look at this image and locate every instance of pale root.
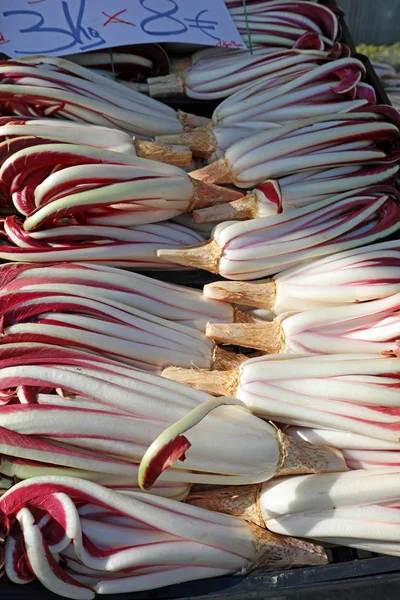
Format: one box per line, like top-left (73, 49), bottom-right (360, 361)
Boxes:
top-left (148, 73), bottom-right (186, 98)
top-left (206, 321), bottom-right (283, 353)
top-left (134, 140), bottom-right (192, 167)
top-left (162, 366), bottom-right (239, 396)
top-left (189, 157), bottom-right (234, 185)
top-left (178, 110), bottom-right (211, 130)
top-left (188, 484), bottom-right (267, 527)
top-left (189, 178), bottom-right (243, 210)
top-left (204, 279), bottom-right (277, 310)
top-left (278, 431), bottom-right (347, 476)
top-left (233, 308), bottom-right (259, 323)
top-left (156, 125), bottom-right (217, 159)
top-left (211, 346), bottom-right (250, 371)
top-left (156, 239), bottom-right (221, 272)
top-left (162, 348), bottom-right (265, 394)
top-left (246, 522), bottom-right (328, 571)
top-left (193, 192), bottom-right (259, 223)
top-left (187, 486), bottom-right (328, 570)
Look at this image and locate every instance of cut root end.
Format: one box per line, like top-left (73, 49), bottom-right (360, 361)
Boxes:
top-left (189, 178), bottom-right (243, 210)
top-left (206, 321), bottom-right (283, 353)
top-left (135, 140), bottom-right (192, 167)
top-left (233, 309), bottom-right (259, 324)
top-left (156, 239), bottom-right (221, 273)
top-left (278, 432), bottom-right (348, 477)
top-left (148, 73), bottom-right (185, 98)
top-left (193, 192), bottom-right (258, 223)
top-left (187, 486), bottom-right (328, 570)
top-left (212, 345), bottom-right (250, 371)
top-left (188, 484), bottom-right (264, 526)
top-left (189, 157), bottom-right (234, 185)
top-left (204, 280), bottom-right (277, 310)
top-left (161, 366), bottom-right (238, 396)
top-left (178, 110), bottom-right (211, 130)
top-left (248, 523), bottom-right (328, 572)
top-left (157, 126), bottom-right (216, 159)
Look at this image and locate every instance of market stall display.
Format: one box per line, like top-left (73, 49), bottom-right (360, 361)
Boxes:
top-left (0, 1), bottom-right (399, 598)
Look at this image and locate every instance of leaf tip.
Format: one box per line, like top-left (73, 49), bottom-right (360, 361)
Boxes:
top-left (139, 435), bottom-right (192, 491)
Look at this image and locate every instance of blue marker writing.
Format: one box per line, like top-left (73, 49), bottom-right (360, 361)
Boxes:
top-left (139, 0), bottom-right (187, 36)
top-left (184, 9), bottom-right (219, 41)
top-left (3, 0), bottom-right (106, 54)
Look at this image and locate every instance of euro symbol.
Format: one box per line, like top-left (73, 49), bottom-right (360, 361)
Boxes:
top-left (184, 9), bottom-right (219, 41)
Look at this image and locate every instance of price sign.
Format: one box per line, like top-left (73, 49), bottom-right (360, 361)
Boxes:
top-left (0, 0), bottom-right (246, 58)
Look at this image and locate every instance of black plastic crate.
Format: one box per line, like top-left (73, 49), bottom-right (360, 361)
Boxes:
top-left (2, 555), bottom-right (400, 599)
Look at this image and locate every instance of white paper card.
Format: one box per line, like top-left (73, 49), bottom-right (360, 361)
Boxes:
top-left (0, 0), bottom-right (246, 58)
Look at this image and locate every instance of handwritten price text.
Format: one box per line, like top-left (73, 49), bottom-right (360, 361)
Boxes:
top-left (0, 0), bottom-right (245, 57)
